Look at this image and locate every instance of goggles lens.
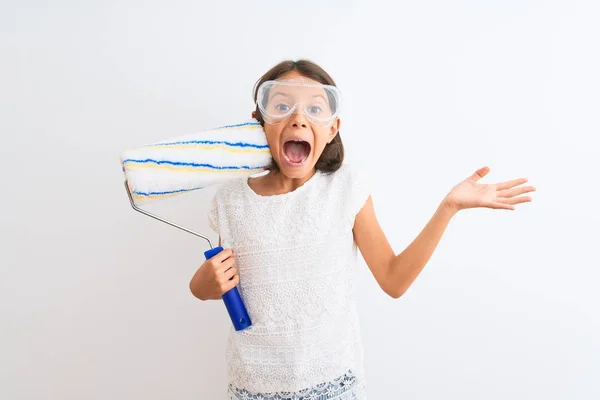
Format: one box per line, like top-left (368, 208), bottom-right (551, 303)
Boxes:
top-left (256, 78), bottom-right (341, 126)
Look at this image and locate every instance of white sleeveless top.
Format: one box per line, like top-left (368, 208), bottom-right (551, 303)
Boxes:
top-left (208, 163), bottom-right (370, 398)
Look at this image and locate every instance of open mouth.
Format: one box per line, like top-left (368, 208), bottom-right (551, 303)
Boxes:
top-left (282, 140), bottom-right (311, 165)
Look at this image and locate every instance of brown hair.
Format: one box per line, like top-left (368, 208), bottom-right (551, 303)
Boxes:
top-left (252, 59), bottom-right (344, 173)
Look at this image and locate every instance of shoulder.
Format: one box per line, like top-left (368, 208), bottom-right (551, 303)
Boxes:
top-left (211, 176), bottom-right (247, 205)
top-left (324, 163), bottom-right (372, 222)
top-left (322, 162), bottom-right (370, 189)
top-left (208, 177), bottom-right (245, 232)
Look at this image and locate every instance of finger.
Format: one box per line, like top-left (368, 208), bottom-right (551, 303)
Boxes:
top-left (220, 267), bottom-right (238, 283)
top-left (210, 247), bottom-right (234, 264)
top-left (489, 202), bottom-right (515, 210)
top-left (496, 195), bottom-right (533, 205)
top-left (497, 185), bottom-right (536, 198)
top-left (221, 274), bottom-right (240, 294)
top-left (468, 166), bottom-right (490, 182)
top-left (496, 178), bottom-right (528, 190)
top-left (216, 256), bottom-right (235, 274)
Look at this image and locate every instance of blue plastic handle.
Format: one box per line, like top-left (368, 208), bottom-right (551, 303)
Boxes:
top-left (204, 246), bottom-right (252, 331)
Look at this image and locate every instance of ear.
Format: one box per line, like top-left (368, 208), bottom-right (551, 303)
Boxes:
top-left (251, 111), bottom-right (256, 119)
top-left (327, 118), bottom-right (341, 144)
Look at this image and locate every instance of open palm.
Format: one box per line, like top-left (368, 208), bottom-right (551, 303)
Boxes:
top-left (445, 166), bottom-right (535, 211)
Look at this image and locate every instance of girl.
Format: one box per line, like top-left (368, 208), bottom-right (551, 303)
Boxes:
top-left (189, 60), bottom-right (535, 399)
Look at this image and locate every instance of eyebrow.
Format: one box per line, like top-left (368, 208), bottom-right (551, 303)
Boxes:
top-left (269, 92), bottom-right (328, 103)
top-left (269, 91), bottom-right (290, 100)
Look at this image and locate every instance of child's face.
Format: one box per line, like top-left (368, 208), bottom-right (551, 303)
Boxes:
top-left (254, 70), bottom-right (340, 179)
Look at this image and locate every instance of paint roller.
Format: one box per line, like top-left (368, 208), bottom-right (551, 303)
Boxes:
top-left (120, 120), bottom-right (272, 331)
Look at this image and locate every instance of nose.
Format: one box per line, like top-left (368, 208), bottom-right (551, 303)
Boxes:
top-left (290, 108), bottom-right (309, 128)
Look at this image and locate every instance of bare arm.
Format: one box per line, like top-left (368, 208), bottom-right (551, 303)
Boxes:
top-left (354, 166), bottom-right (534, 299)
top-left (353, 196), bottom-right (456, 299)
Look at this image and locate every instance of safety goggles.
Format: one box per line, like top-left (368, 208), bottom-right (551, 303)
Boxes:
top-left (256, 78), bottom-right (341, 126)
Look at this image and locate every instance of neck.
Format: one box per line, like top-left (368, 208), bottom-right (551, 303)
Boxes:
top-left (267, 167), bottom-right (317, 193)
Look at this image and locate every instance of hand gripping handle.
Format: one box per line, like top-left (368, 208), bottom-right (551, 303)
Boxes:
top-left (204, 247), bottom-right (252, 331)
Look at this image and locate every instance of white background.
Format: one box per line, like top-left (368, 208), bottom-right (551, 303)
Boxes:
top-left (1, 1), bottom-right (599, 399)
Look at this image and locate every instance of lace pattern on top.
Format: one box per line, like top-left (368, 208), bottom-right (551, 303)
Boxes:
top-left (209, 163), bottom-right (371, 396)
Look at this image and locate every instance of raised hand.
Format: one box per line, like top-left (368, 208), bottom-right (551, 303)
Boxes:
top-left (443, 166), bottom-right (535, 212)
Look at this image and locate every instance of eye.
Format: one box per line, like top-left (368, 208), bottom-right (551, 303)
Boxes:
top-left (275, 104), bottom-right (290, 112)
top-left (308, 106), bottom-right (322, 115)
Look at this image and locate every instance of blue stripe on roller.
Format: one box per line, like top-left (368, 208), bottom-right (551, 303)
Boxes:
top-left (150, 140), bottom-right (269, 149)
top-left (133, 187), bottom-right (202, 197)
top-left (215, 121), bottom-right (260, 129)
top-left (122, 158), bottom-right (267, 170)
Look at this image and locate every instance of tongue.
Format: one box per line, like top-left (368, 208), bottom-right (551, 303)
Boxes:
top-left (284, 141), bottom-right (308, 163)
